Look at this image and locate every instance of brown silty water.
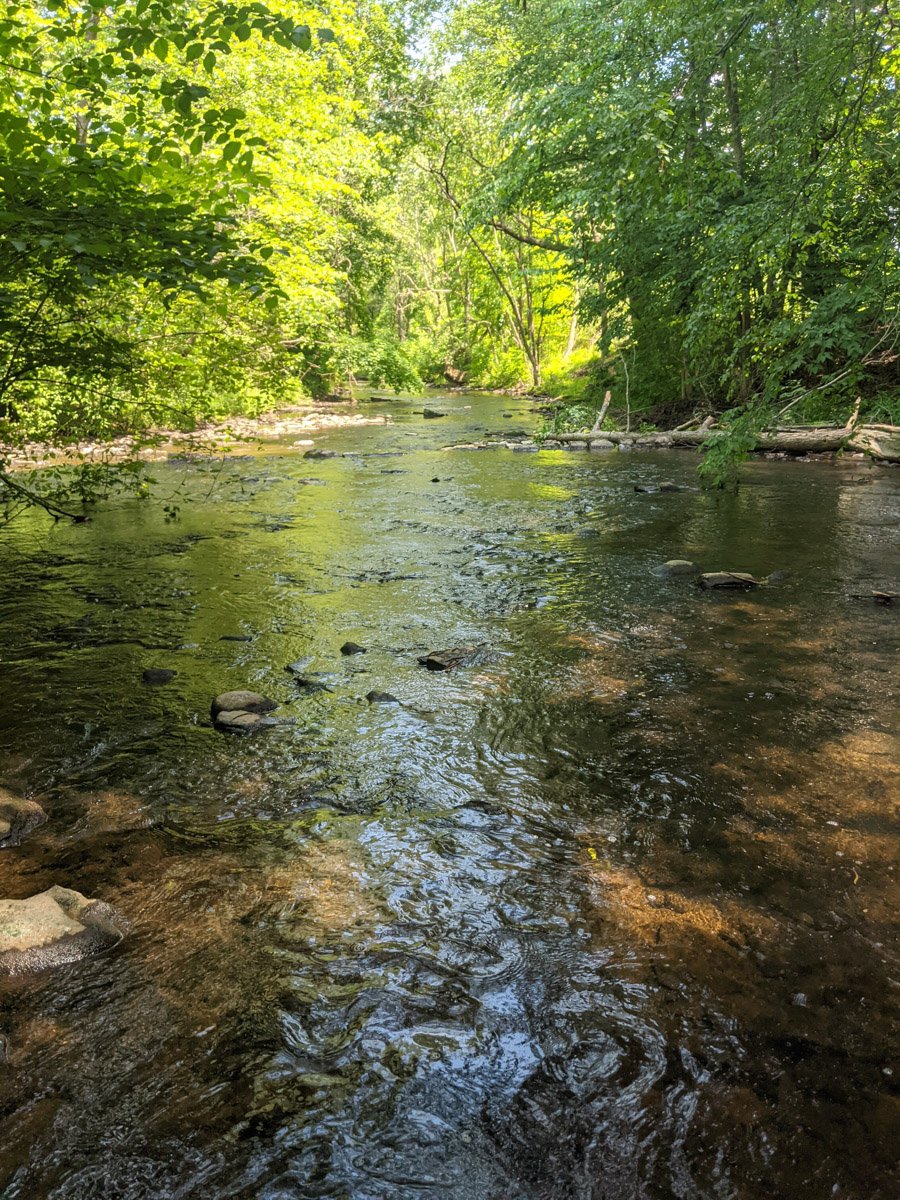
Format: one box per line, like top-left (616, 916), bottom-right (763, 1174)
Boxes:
top-left (0, 394), bottom-right (897, 1199)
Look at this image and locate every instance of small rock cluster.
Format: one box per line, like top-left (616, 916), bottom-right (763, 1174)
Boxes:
top-left (211, 690), bottom-right (281, 733)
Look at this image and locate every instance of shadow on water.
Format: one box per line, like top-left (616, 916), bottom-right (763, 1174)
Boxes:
top-left (0, 394), bottom-right (897, 1198)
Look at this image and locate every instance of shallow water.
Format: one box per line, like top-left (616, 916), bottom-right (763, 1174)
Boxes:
top-left (0, 394), bottom-right (898, 1199)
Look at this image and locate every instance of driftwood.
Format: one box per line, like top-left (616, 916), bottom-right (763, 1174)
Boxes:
top-left (544, 421), bottom-right (900, 462)
top-left (590, 391), bottom-right (612, 433)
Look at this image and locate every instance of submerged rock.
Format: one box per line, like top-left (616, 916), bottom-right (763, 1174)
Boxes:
top-left (0, 886), bottom-right (124, 976)
top-left (422, 409), bottom-right (446, 419)
top-left (290, 676), bottom-right (331, 694)
top-left (654, 559), bottom-right (697, 577)
top-left (142, 667), bottom-right (176, 685)
top-left (698, 572), bottom-right (760, 590)
top-left (304, 448), bottom-right (339, 459)
top-left (365, 690), bottom-right (400, 704)
top-left (0, 790), bottom-right (47, 848)
top-left (285, 658), bottom-right (314, 675)
top-left (219, 634), bottom-right (253, 642)
top-left (635, 481), bottom-right (685, 494)
top-left (340, 641), bottom-right (367, 656)
top-left (418, 646), bottom-right (488, 671)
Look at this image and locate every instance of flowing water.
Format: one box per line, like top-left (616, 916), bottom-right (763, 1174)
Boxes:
top-left (0, 395), bottom-right (897, 1200)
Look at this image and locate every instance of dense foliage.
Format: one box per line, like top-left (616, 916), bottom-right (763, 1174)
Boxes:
top-left (404, 0), bottom-right (899, 429)
top-left (1, 0), bottom-right (898, 488)
top-left (0, 0), bottom-right (420, 454)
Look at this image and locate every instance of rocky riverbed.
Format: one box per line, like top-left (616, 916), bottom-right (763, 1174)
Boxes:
top-left (0, 391), bottom-right (897, 1200)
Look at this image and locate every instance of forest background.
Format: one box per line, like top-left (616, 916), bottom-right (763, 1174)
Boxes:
top-left (1, 0), bottom-right (898, 482)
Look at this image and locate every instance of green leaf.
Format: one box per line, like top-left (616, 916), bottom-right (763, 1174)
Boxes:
top-left (153, 37), bottom-right (169, 61)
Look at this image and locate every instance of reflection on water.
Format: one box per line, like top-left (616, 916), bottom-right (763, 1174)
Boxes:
top-left (0, 395), bottom-right (897, 1199)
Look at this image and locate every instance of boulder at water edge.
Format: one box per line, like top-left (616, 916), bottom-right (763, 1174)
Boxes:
top-left (0, 789), bottom-right (47, 848)
top-left (0, 886), bottom-right (124, 976)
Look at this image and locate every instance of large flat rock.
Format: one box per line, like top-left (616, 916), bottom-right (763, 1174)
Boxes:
top-left (0, 886), bottom-right (123, 976)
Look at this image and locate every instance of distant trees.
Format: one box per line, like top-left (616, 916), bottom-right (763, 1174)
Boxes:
top-left (430, 0), bottom-right (899, 421)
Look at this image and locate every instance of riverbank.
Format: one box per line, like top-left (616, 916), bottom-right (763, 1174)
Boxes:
top-left (0, 404), bottom-right (390, 472)
top-left (449, 421), bottom-right (900, 463)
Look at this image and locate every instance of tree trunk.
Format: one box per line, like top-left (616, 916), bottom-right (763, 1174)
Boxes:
top-left (563, 307), bottom-right (578, 359)
top-left (543, 424), bottom-right (900, 461)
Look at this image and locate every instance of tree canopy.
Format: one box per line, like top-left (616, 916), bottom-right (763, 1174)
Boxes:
top-left (1, 0), bottom-right (898, 484)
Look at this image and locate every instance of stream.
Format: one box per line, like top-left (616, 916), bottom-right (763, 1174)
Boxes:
top-left (0, 393), bottom-right (897, 1199)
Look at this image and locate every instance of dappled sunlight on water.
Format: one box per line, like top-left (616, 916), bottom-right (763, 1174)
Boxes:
top-left (0, 394), bottom-right (897, 1198)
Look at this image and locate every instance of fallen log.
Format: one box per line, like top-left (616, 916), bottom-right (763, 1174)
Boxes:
top-left (847, 426), bottom-right (900, 462)
top-left (543, 422), bottom-right (900, 462)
